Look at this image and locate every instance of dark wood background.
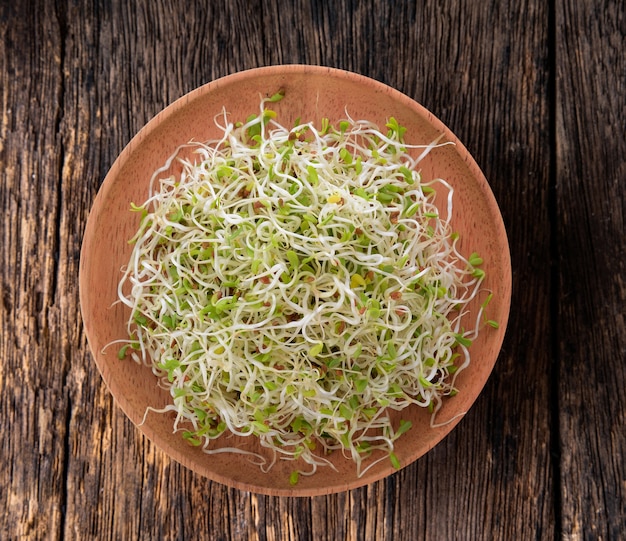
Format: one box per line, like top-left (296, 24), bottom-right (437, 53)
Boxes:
top-left (1, 1), bottom-right (624, 539)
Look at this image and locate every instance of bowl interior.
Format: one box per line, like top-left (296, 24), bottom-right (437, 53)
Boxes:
top-left (80, 65), bottom-right (511, 496)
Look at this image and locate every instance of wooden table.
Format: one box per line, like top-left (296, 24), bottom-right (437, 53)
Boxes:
top-left (2, 1), bottom-right (624, 539)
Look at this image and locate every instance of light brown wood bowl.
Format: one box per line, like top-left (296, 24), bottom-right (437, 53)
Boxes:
top-left (80, 65), bottom-right (511, 496)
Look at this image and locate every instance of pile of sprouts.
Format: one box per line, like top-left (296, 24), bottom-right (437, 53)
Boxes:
top-left (116, 91), bottom-right (494, 484)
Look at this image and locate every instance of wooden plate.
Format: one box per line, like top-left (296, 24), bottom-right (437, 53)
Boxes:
top-left (79, 65), bottom-right (511, 496)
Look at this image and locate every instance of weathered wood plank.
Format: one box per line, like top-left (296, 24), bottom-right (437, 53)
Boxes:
top-left (556, 1), bottom-right (626, 539)
top-left (0, 2), bottom-right (71, 540)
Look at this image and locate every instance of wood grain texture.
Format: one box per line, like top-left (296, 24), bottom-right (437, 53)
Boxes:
top-left (555, 1), bottom-right (626, 539)
top-left (1, 3), bottom-right (69, 539)
top-left (1, 0), bottom-right (623, 539)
